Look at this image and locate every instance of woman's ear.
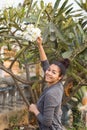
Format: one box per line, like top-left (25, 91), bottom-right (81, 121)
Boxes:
top-left (59, 75), bottom-right (63, 80)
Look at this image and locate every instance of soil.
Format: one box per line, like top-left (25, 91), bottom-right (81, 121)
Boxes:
top-left (4, 125), bottom-right (38, 130)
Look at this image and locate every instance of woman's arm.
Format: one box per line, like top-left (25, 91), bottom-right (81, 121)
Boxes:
top-left (36, 37), bottom-right (47, 61)
top-left (29, 95), bottom-right (56, 127)
top-left (36, 94), bottom-right (57, 126)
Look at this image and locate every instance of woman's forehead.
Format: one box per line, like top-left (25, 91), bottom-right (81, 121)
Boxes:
top-left (49, 64), bottom-right (60, 71)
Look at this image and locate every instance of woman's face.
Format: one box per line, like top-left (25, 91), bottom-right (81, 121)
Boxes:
top-left (45, 64), bottom-right (62, 85)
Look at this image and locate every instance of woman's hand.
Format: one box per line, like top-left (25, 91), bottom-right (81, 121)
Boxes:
top-left (36, 36), bottom-right (43, 46)
top-left (29, 104), bottom-right (40, 116)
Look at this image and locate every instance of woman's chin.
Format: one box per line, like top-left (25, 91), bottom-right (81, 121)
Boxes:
top-left (45, 78), bottom-right (50, 82)
top-left (45, 79), bottom-right (52, 84)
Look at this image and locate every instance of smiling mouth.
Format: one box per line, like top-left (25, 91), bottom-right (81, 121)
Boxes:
top-left (45, 75), bottom-right (52, 80)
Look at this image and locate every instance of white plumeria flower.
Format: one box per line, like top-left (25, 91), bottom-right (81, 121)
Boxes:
top-left (11, 27), bottom-right (16, 33)
top-left (15, 30), bottom-right (23, 37)
top-left (14, 23), bottom-right (41, 42)
top-left (27, 24), bottom-right (34, 29)
top-left (20, 22), bottom-right (27, 30)
top-left (23, 32), bottom-right (33, 41)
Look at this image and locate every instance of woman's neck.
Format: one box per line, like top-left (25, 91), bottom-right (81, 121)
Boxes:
top-left (47, 81), bottom-right (59, 87)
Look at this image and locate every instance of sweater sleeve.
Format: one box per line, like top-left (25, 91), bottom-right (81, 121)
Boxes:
top-left (37, 93), bottom-right (59, 127)
top-left (41, 60), bottom-right (49, 72)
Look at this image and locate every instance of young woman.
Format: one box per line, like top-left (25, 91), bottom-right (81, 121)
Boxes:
top-left (29, 37), bottom-right (70, 130)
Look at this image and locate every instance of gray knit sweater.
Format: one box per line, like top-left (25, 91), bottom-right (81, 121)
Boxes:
top-left (36, 60), bottom-right (64, 130)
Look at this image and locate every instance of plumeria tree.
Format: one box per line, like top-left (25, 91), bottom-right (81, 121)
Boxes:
top-left (0, 0), bottom-right (87, 128)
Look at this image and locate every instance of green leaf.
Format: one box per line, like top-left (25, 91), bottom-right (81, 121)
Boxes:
top-left (55, 27), bottom-right (66, 43)
top-left (68, 32), bottom-right (74, 39)
top-left (40, 0), bottom-right (44, 9)
top-left (58, 0), bottom-right (69, 15)
top-left (65, 7), bottom-right (73, 15)
top-left (77, 23), bottom-right (85, 35)
top-left (53, 0), bottom-right (61, 14)
top-left (49, 22), bottom-right (56, 33)
top-left (75, 0), bottom-right (82, 9)
top-left (32, 1), bottom-right (38, 9)
top-left (82, 20), bottom-right (87, 29)
top-left (42, 25), bottom-right (49, 43)
top-left (62, 50), bottom-right (72, 58)
top-left (50, 32), bottom-right (56, 42)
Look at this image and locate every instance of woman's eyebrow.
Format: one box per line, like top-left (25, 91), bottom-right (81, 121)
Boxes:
top-left (52, 70), bottom-right (59, 73)
top-left (48, 67), bottom-right (59, 73)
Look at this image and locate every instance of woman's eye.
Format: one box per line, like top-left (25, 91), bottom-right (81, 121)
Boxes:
top-left (52, 71), bottom-right (56, 74)
top-left (47, 68), bottom-right (50, 71)
top-left (47, 69), bottom-right (57, 74)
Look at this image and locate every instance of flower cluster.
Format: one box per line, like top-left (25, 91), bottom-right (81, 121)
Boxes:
top-left (13, 23), bottom-right (41, 42)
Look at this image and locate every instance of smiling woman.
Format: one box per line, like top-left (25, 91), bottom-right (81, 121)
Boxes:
top-left (29, 37), bottom-right (70, 130)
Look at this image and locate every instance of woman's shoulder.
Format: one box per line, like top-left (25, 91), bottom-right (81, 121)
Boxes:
top-left (46, 83), bottom-right (63, 98)
top-left (51, 82), bottom-right (63, 92)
